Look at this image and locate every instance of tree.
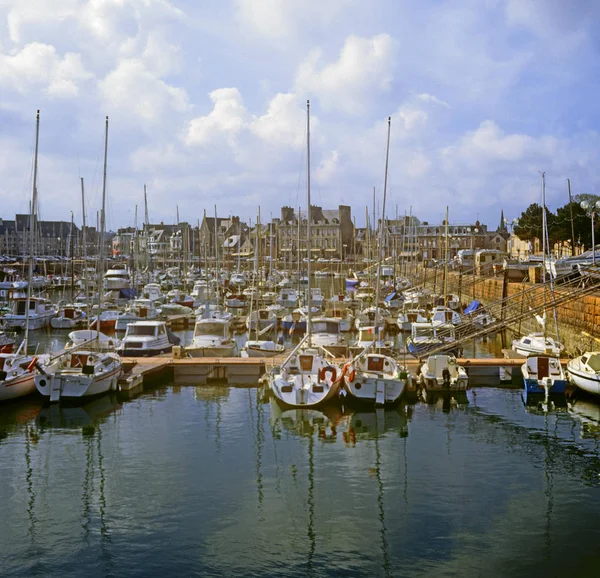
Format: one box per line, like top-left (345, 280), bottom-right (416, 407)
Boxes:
top-left (513, 203), bottom-right (556, 243)
top-left (552, 201), bottom-right (594, 249)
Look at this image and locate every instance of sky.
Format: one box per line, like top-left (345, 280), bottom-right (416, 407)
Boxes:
top-left (1, 0), bottom-right (600, 231)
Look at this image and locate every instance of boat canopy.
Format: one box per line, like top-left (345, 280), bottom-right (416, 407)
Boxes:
top-left (463, 300), bottom-right (481, 314)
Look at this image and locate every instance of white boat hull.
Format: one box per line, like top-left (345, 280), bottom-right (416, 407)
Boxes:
top-left (35, 366), bottom-right (121, 400)
top-left (567, 367), bottom-right (600, 396)
top-left (184, 344), bottom-right (237, 358)
top-left (344, 376), bottom-right (405, 405)
top-left (3, 313), bottom-right (55, 331)
top-left (270, 373), bottom-right (340, 408)
top-left (0, 373), bottom-right (36, 401)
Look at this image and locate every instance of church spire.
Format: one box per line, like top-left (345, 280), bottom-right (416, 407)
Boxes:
top-left (498, 208), bottom-right (506, 232)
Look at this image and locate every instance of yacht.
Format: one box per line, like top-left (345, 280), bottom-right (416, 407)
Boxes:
top-left (397, 308), bottom-right (427, 332)
top-left (521, 354), bottom-right (567, 395)
top-left (430, 306), bottom-right (462, 326)
top-left (184, 317), bottom-right (236, 357)
top-left (268, 344), bottom-right (341, 407)
top-left (342, 351), bottom-right (407, 405)
top-left (350, 326), bottom-right (395, 357)
top-left (51, 304), bottom-right (87, 329)
top-left (2, 297), bottom-right (56, 330)
top-left (115, 298), bottom-right (160, 331)
top-left (567, 352), bottom-right (600, 396)
top-left (142, 282), bottom-right (164, 302)
top-left (406, 322), bottom-right (461, 358)
top-left (512, 333), bottom-right (564, 357)
top-left (276, 288), bottom-right (299, 308)
top-left (103, 265), bottom-right (131, 291)
top-left (310, 318), bottom-right (347, 357)
top-left (0, 351), bottom-right (40, 402)
top-left (35, 346), bottom-right (122, 402)
top-left (242, 340), bottom-right (286, 358)
top-left (418, 355), bottom-right (468, 391)
top-left (117, 320), bottom-right (178, 357)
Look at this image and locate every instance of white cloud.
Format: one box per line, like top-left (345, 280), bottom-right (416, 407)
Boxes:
top-left (98, 58), bottom-right (189, 121)
top-left (295, 33), bottom-right (395, 114)
top-left (249, 93), bottom-right (307, 148)
top-left (0, 42), bottom-right (91, 96)
top-left (234, 0), bottom-right (352, 40)
top-left (185, 88), bottom-right (248, 146)
top-left (315, 150), bottom-right (340, 183)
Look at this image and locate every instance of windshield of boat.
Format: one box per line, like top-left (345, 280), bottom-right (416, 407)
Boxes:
top-left (358, 329), bottom-right (377, 342)
top-left (195, 322), bottom-right (227, 337)
top-left (588, 354), bottom-right (600, 371)
top-left (313, 321), bottom-right (339, 334)
top-left (127, 325), bottom-right (157, 336)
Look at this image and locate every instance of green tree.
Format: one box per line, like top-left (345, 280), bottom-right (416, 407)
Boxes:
top-left (513, 203), bottom-right (556, 243)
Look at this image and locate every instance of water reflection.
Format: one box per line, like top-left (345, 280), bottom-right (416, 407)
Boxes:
top-left (569, 398), bottom-right (600, 438)
top-left (36, 393), bottom-right (122, 432)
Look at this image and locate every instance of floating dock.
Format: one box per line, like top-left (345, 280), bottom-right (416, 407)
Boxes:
top-left (117, 354), bottom-right (546, 390)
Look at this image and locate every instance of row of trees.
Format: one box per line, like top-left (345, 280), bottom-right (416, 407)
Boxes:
top-left (513, 194), bottom-right (600, 250)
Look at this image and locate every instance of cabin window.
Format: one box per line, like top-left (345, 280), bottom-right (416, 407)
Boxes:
top-left (128, 325), bottom-right (157, 336)
top-left (588, 355), bottom-right (600, 371)
top-left (523, 339), bottom-right (531, 345)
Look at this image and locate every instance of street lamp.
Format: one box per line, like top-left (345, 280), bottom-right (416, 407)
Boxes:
top-left (580, 200), bottom-right (600, 265)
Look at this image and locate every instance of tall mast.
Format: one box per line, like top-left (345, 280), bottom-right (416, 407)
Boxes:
top-left (81, 177), bottom-right (89, 328)
top-left (306, 100), bottom-right (312, 343)
top-left (376, 117), bottom-right (391, 334)
top-left (444, 206), bottom-right (449, 306)
top-left (98, 116), bottom-right (108, 321)
top-left (567, 178), bottom-right (576, 255)
top-left (24, 109), bottom-right (40, 351)
top-left (70, 211), bottom-right (75, 303)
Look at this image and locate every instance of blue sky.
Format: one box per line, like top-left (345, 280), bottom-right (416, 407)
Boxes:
top-left (1, 0), bottom-right (600, 230)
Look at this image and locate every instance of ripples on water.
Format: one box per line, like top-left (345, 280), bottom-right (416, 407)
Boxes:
top-left (1, 382), bottom-right (600, 578)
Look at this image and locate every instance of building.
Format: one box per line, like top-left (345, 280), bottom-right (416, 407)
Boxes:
top-left (276, 205), bottom-right (353, 261)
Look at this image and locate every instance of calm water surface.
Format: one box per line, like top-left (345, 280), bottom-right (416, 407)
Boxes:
top-left (2, 382), bottom-right (600, 577)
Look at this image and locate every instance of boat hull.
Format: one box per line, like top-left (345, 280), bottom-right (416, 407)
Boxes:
top-left (269, 374), bottom-right (340, 408)
top-left (523, 378), bottom-right (567, 395)
top-left (343, 376), bottom-right (405, 406)
top-left (566, 367), bottom-right (600, 396)
top-left (184, 344), bottom-right (237, 358)
top-left (120, 344), bottom-right (173, 357)
top-left (35, 367), bottom-right (121, 400)
top-left (0, 373), bottom-right (36, 402)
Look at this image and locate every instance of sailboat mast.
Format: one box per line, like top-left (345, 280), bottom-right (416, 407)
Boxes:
top-left (81, 177), bottom-right (89, 329)
top-left (70, 211), bottom-right (75, 302)
top-left (376, 117), bottom-right (391, 329)
top-left (98, 116), bottom-right (108, 321)
top-left (444, 206), bottom-right (449, 306)
top-left (24, 110), bottom-right (40, 350)
top-left (306, 100), bottom-right (312, 342)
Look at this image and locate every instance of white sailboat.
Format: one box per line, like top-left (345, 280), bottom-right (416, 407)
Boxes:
top-left (342, 117), bottom-right (407, 406)
top-left (1, 111), bottom-right (47, 402)
top-left (35, 116), bottom-right (122, 402)
top-left (268, 101), bottom-right (341, 408)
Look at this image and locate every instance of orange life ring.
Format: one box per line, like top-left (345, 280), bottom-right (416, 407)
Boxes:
top-left (27, 357), bottom-right (38, 373)
top-left (347, 369), bottom-right (356, 383)
top-left (319, 366), bottom-right (337, 383)
top-left (342, 362), bottom-right (351, 377)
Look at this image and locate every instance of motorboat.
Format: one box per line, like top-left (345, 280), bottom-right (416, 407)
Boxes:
top-left (65, 330), bottom-right (120, 352)
top-left (194, 303), bottom-right (233, 321)
top-left (341, 351), bottom-right (407, 405)
top-left (115, 298), bottom-right (160, 331)
top-left (246, 307), bottom-right (279, 333)
top-left (355, 306), bottom-right (383, 330)
top-left (117, 320), bottom-right (179, 357)
top-left (397, 308), bottom-right (427, 332)
top-left (406, 322), bottom-right (461, 358)
top-left (276, 288), bottom-right (299, 308)
top-left (419, 354), bottom-right (468, 391)
top-left (2, 297), bottom-right (57, 330)
top-left (567, 352), bottom-right (600, 396)
top-left (521, 354), bottom-right (567, 395)
top-left (225, 293), bottom-right (248, 309)
top-left (142, 282), bottom-right (164, 302)
top-left (512, 333), bottom-right (564, 357)
top-left (103, 265), bottom-right (131, 290)
top-left (167, 289), bottom-right (194, 308)
top-left (430, 306), bottom-right (462, 326)
top-left (241, 340), bottom-right (286, 358)
top-left (322, 306), bottom-right (354, 333)
top-left (350, 326), bottom-right (395, 356)
top-left (184, 317), bottom-right (236, 357)
top-left (310, 318), bottom-right (347, 357)
top-left (51, 304), bottom-right (87, 329)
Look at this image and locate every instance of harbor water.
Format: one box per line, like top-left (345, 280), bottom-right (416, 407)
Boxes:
top-left (2, 382), bottom-right (600, 577)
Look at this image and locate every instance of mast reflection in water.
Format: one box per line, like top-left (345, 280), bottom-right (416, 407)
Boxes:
top-left (1, 385), bottom-right (600, 577)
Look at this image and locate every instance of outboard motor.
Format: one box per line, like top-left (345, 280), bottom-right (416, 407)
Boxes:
top-left (442, 367), bottom-right (451, 388)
